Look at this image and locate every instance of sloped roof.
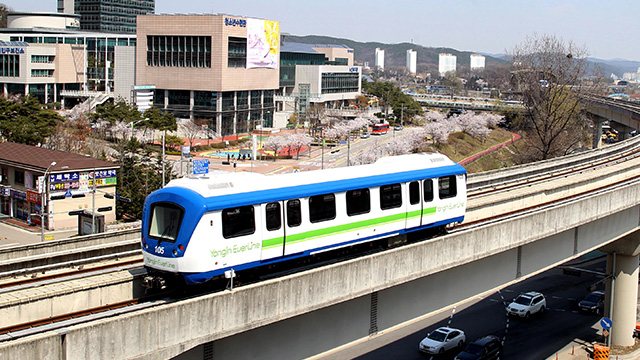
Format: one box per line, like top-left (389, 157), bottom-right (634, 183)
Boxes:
top-left (0, 142), bottom-right (119, 174)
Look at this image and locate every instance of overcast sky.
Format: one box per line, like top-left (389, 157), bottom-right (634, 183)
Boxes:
top-left (4, 0), bottom-right (639, 61)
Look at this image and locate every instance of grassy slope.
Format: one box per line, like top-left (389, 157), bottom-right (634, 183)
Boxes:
top-left (421, 128), bottom-right (518, 174)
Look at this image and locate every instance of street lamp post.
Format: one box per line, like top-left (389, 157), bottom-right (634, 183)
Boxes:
top-left (41, 161), bottom-right (56, 242)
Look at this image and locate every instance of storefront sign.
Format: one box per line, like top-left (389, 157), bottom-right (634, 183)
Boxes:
top-left (10, 189), bottom-right (26, 200)
top-left (26, 190), bottom-right (40, 204)
top-left (49, 170), bottom-right (117, 191)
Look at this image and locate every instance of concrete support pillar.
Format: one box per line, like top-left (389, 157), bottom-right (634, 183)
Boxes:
top-left (605, 252), bottom-right (639, 346)
top-left (601, 231), bottom-right (640, 347)
top-left (189, 90), bottom-right (194, 120)
top-left (590, 113), bottom-right (607, 149)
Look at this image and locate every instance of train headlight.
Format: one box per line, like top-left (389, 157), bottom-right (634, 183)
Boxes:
top-left (173, 249), bottom-right (178, 256)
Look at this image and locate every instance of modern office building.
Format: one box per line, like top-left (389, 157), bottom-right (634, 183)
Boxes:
top-left (135, 14), bottom-right (280, 136)
top-left (470, 53), bottom-right (485, 71)
top-left (375, 47), bottom-right (384, 70)
top-left (276, 41), bottom-right (361, 124)
top-left (439, 53), bottom-right (456, 76)
top-left (57, 0), bottom-right (155, 34)
top-left (0, 12), bottom-right (136, 104)
top-left (406, 49), bottom-right (417, 74)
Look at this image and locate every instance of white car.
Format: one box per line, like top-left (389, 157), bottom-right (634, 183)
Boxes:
top-left (419, 326), bottom-right (466, 355)
top-left (506, 291), bottom-right (546, 319)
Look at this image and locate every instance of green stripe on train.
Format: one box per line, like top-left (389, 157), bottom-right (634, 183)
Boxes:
top-left (261, 207), bottom-right (436, 249)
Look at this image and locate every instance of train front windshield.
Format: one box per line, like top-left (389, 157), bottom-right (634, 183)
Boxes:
top-left (148, 202), bottom-right (184, 243)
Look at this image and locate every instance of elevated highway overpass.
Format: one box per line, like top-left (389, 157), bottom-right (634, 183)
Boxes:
top-left (583, 94), bottom-right (640, 144)
top-left (2, 135), bottom-right (640, 359)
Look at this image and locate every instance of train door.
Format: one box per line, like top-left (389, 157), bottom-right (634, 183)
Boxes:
top-left (421, 179), bottom-right (436, 224)
top-left (406, 181), bottom-right (422, 229)
top-left (260, 201), bottom-right (286, 261)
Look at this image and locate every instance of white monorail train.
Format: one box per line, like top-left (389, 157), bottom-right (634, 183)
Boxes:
top-left (141, 153), bottom-right (467, 287)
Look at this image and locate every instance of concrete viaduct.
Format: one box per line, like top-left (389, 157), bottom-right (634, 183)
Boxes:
top-left (1, 153), bottom-right (639, 359)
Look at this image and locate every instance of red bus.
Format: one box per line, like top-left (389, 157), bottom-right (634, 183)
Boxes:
top-left (371, 122), bottom-right (389, 135)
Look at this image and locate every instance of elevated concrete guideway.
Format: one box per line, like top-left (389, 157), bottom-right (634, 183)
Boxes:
top-left (3, 167), bottom-right (639, 359)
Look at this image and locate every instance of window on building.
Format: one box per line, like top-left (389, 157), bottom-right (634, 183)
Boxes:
top-left (14, 170), bottom-right (24, 185)
top-left (250, 90), bottom-right (261, 108)
top-left (0, 55), bottom-right (20, 77)
top-left (228, 37), bottom-right (246, 68)
top-left (321, 72), bottom-right (359, 94)
top-left (237, 91), bottom-right (248, 110)
top-left (265, 202), bottom-right (281, 231)
top-left (438, 176), bottom-right (457, 199)
top-left (222, 205), bottom-right (255, 238)
top-left (346, 188), bottom-right (370, 216)
top-left (146, 35), bottom-right (211, 68)
top-left (287, 199), bottom-right (301, 227)
top-left (380, 183), bottom-right (402, 210)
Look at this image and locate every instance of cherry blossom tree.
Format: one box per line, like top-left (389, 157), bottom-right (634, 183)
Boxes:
top-left (263, 135), bottom-right (287, 161)
top-left (285, 132), bottom-right (312, 160)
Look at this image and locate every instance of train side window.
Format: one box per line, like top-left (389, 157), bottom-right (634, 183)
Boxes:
top-left (380, 183), bottom-right (402, 210)
top-left (287, 199), bottom-right (301, 227)
top-left (309, 193), bottom-right (336, 223)
top-left (423, 179), bottom-right (434, 202)
top-left (409, 181), bottom-right (420, 205)
top-left (346, 188), bottom-right (370, 216)
top-left (438, 175), bottom-right (457, 199)
top-left (222, 205), bottom-right (255, 239)
top-left (265, 202), bottom-right (281, 231)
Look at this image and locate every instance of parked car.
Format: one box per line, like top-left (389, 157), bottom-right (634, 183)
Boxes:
top-left (578, 290), bottom-right (605, 314)
top-left (454, 335), bottom-right (503, 360)
top-left (360, 132), bottom-right (370, 139)
top-left (394, 125), bottom-right (403, 131)
top-left (506, 291), bottom-right (546, 319)
top-left (419, 327), bottom-right (466, 355)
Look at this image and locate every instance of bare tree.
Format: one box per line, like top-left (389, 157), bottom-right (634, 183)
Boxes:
top-left (509, 34), bottom-right (597, 161)
top-left (180, 119), bottom-right (205, 148)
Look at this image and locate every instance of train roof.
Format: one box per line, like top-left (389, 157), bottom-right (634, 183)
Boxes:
top-left (165, 153), bottom-right (464, 200)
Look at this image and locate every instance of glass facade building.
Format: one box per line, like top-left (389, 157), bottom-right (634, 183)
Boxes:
top-left (58, 0), bottom-right (155, 34)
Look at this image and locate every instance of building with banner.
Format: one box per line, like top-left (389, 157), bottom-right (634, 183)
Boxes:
top-left (0, 142), bottom-right (119, 231)
top-left (135, 14), bottom-right (280, 137)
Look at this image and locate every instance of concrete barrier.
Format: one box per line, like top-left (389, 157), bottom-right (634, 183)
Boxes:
top-left (2, 179), bottom-right (637, 360)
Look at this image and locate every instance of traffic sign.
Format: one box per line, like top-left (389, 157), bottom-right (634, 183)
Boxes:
top-left (193, 159), bottom-right (209, 175)
top-left (601, 317), bottom-right (612, 330)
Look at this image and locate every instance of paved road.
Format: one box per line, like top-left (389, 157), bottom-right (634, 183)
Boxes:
top-left (315, 256), bottom-right (638, 360)
top-left (0, 216), bottom-right (78, 247)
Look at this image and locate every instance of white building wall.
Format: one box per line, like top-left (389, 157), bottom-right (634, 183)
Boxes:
top-left (439, 53), bottom-right (456, 76)
top-left (470, 54), bottom-right (485, 70)
top-left (406, 49), bottom-right (417, 74)
top-left (114, 46), bottom-right (136, 104)
top-left (375, 48), bottom-right (385, 70)
top-left (294, 65), bottom-right (361, 102)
